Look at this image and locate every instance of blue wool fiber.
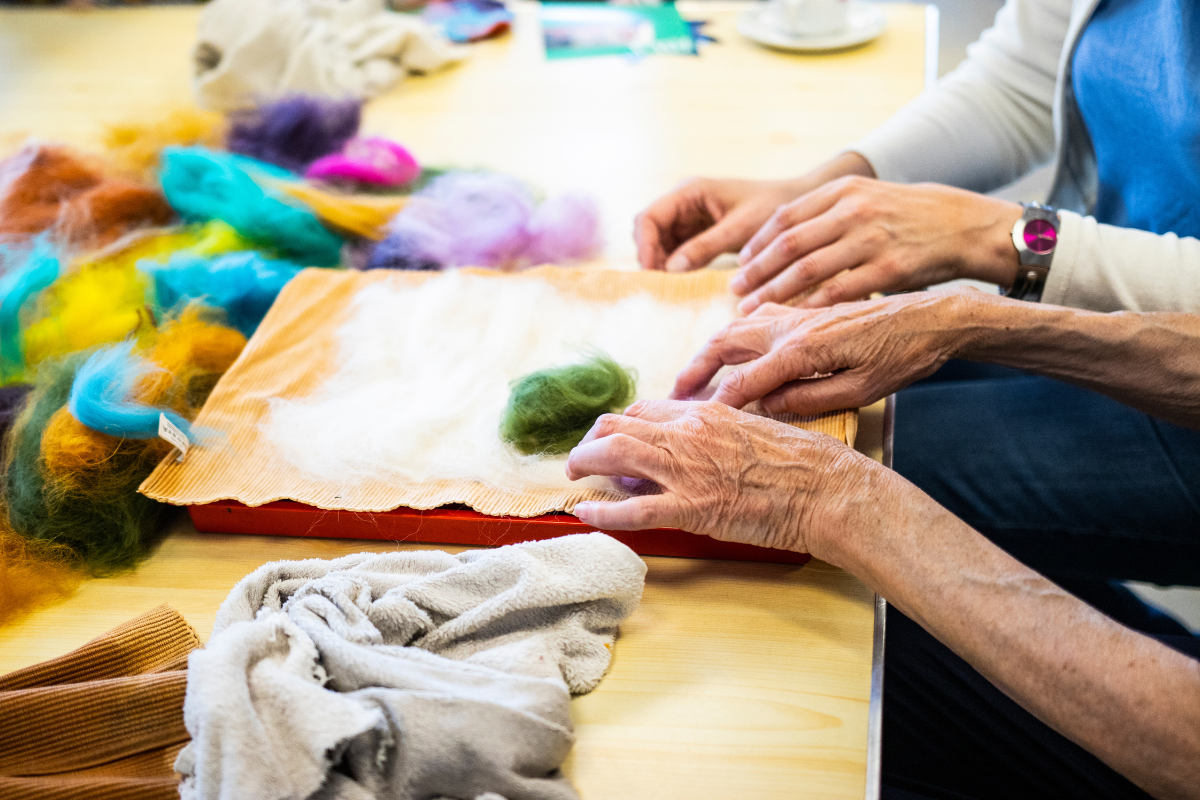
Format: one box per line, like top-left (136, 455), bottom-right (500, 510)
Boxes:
top-left (159, 147), bottom-right (343, 267)
top-left (67, 342), bottom-right (192, 440)
top-left (227, 95), bottom-right (361, 174)
top-left (145, 251), bottom-right (303, 337)
top-left (0, 236), bottom-right (60, 383)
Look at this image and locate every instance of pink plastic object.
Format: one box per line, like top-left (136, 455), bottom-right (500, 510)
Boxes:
top-left (304, 136), bottom-right (421, 188)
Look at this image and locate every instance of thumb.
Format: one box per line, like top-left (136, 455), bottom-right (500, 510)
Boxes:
top-left (761, 372), bottom-right (877, 416)
top-left (664, 215), bottom-right (752, 273)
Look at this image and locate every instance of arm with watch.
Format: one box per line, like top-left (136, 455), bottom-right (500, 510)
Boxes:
top-left (637, 152), bottom-right (1200, 315)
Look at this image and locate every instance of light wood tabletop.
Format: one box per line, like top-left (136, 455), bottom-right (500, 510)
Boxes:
top-left (0, 3), bottom-right (925, 797)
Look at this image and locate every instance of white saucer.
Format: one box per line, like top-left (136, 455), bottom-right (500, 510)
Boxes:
top-left (737, 1), bottom-right (888, 52)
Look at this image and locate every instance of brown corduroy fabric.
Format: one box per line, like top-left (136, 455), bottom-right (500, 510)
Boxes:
top-left (0, 603), bottom-right (200, 691)
top-left (0, 605), bottom-right (199, 800)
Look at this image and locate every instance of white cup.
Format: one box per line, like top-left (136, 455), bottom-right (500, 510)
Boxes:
top-left (768, 0), bottom-right (849, 37)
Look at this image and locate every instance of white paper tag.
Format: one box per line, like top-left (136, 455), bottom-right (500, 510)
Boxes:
top-left (158, 413), bottom-right (191, 462)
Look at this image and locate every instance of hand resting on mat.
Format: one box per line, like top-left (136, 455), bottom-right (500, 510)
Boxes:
top-left (566, 399), bottom-right (862, 551)
top-left (672, 288), bottom-right (1200, 429)
top-left (565, 400), bottom-right (1200, 800)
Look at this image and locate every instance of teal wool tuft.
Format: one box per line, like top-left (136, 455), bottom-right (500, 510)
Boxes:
top-left (500, 354), bottom-right (636, 456)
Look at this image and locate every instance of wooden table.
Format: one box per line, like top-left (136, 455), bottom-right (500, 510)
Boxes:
top-left (0, 3), bottom-right (926, 797)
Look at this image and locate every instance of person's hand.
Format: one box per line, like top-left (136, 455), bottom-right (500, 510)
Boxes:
top-left (565, 399), bottom-right (886, 556)
top-left (635, 153), bottom-right (876, 273)
top-left (731, 177), bottom-right (1024, 313)
top-left (673, 289), bottom-right (989, 414)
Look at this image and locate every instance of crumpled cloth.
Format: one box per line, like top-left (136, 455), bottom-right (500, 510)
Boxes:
top-left (176, 533), bottom-right (647, 800)
top-left (193, 0), bottom-right (467, 111)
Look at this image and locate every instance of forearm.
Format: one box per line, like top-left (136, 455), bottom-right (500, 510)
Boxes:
top-left (949, 292), bottom-right (1200, 429)
top-left (817, 467), bottom-right (1200, 800)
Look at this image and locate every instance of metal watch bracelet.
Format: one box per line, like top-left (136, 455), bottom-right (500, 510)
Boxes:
top-left (1005, 202), bottom-right (1060, 302)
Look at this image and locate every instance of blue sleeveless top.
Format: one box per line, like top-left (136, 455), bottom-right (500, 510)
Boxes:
top-left (1072, 0), bottom-right (1200, 238)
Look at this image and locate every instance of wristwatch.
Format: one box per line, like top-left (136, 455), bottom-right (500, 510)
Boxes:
top-left (1005, 202), bottom-right (1060, 302)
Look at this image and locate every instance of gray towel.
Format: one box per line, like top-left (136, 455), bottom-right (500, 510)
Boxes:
top-left (176, 533), bottom-right (646, 800)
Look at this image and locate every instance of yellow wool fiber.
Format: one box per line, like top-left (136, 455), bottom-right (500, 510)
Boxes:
top-left (273, 181), bottom-right (408, 241)
top-left (105, 107), bottom-right (225, 181)
top-left (22, 222), bottom-right (254, 368)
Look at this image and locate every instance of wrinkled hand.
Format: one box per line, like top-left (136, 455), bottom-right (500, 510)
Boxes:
top-left (731, 176), bottom-right (1023, 313)
top-left (673, 290), bottom-right (985, 414)
top-left (635, 153), bottom-right (876, 273)
top-left (565, 400), bottom-right (877, 556)
top-left (635, 178), bottom-right (809, 273)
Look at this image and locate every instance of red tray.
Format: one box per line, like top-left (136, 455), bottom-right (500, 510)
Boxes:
top-left (188, 500), bottom-right (811, 565)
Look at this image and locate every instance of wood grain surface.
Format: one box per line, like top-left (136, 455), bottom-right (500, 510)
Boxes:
top-left (0, 3), bottom-right (924, 796)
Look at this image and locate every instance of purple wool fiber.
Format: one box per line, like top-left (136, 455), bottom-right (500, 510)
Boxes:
top-left (226, 95), bottom-right (362, 174)
top-left (613, 476), bottom-right (661, 496)
top-left (526, 194), bottom-right (603, 265)
top-left (364, 172), bottom-right (602, 271)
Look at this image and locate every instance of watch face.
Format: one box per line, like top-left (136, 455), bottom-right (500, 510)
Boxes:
top-left (1024, 219), bottom-right (1057, 254)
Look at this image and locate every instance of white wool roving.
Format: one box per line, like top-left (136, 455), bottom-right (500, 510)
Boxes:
top-left (264, 271), bottom-right (735, 494)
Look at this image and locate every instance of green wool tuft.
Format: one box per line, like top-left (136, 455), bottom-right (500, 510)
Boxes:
top-left (4, 353), bottom-right (168, 575)
top-left (500, 353), bottom-right (636, 456)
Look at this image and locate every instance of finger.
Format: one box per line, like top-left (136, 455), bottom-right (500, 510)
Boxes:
top-left (663, 213), bottom-right (754, 273)
top-left (738, 180), bottom-right (847, 266)
top-left (797, 260), bottom-right (901, 308)
top-left (635, 189), bottom-right (710, 271)
top-left (621, 398), bottom-right (696, 423)
top-left (737, 238), bottom-right (870, 314)
top-left (671, 322), bottom-right (773, 400)
top-left (730, 211), bottom-right (846, 298)
top-left (572, 494), bottom-right (681, 531)
top-left (634, 211), bottom-right (669, 271)
top-left (761, 372), bottom-right (879, 415)
top-left (709, 349), bottom-right (821, 410)
top-left (577, 412), bottom-right (666, 448)
top-left (565, 433), bottom-right (670, 483)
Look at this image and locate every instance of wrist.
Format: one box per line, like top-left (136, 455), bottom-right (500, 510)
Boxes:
top-left (965, 199), bottom-right (1025, 287)
top-left (806, 453), bottom-right (911, 569)
top-left (788, 152), bottom-right (876, 197)
top-left (953, 291), bottom-right (1045, 363)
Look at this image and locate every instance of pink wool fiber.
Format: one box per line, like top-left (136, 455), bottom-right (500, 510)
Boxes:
top-left (305, 136), bottom-right (421, 188)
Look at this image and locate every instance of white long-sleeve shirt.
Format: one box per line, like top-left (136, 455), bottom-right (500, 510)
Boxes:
top-left (850, 0), bottom-right (1200, 312)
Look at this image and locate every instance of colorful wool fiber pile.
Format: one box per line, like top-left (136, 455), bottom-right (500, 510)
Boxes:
top-left (19, 221), bottom-right (260, 373)
top-left (6, 309), bottom-right (245, 575)
top-left (366, 172), bottom-right (603, 271)
top-left (159, 147), bottom-right (345, 267)
top-left (0, 93), bottom-right (605, 623)
top-left (500, 354), bottom-right (636, 456)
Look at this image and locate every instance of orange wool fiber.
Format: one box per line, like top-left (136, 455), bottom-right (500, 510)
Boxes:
top-left (146, 305), bottom-right (247, 376)
top-left (39, 307), bottom-right (246, 487)
top-left (58, 181), bottom-right (175, 249)
top-left (105, 107), bottom-right (225, 182)
top-left (0, 520), bottom-right (82, 628)
top-left (0, 143), bottom-right (174, 250)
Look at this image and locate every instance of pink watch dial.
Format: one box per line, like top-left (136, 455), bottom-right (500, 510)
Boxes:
top-left (1023, 219), bottom-right (1057, 255)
